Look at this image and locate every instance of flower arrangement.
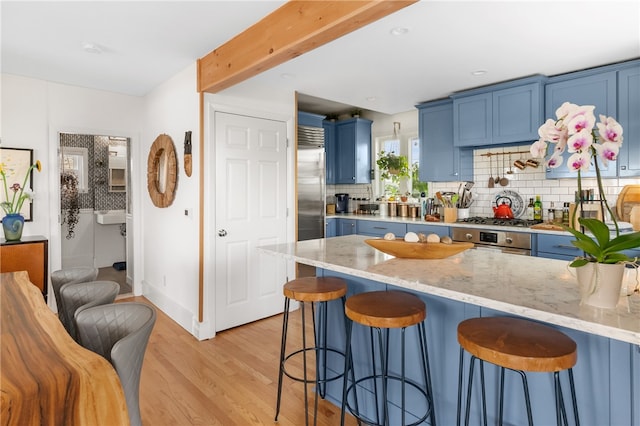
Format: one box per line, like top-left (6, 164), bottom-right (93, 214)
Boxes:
top-left (1, 159), bottom-right (41, 216)
top-left (530, 102), bottom-right (640, 268)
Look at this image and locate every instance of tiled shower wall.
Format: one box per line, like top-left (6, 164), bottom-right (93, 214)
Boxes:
top-left (60, 134), bottom-right (126, 211)
top-left (328, 143), bottom-right (640, 220)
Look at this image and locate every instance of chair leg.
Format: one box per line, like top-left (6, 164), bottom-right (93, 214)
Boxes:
top-left (275, 297), bottom-right (290, 421)
top-left (418, 322), bottom-right (436, 426)
top-left (516, 370), bottom-right (533, 426)
top-left (457, 347), bottom-right (464, 426)
top-left (301, 302), bottom-right (310, 426)
top-left (568, 369), bottom-right (580, 426)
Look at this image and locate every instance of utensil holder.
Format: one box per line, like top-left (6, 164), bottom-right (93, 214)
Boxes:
top-left (443, 207), bottom-right (458, 223)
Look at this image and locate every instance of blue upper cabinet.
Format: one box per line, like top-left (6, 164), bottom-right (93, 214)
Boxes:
top-left (617, 63), bottom-right (640, 177)
top-left (417, 99), bottom-right (473, 182)
top-left (323, 120), bottom-right (336, 184)
top-left (545, 69), bottom-right (618, 178)
top-left (452, 75), bottom-right (546, 147)
top-left (335, 118), bottom-right (372, 184)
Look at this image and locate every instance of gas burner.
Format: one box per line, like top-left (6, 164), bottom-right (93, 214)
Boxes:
top-left (457, 216), bottom-right (543, 227)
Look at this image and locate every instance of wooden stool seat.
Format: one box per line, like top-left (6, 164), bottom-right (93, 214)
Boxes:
top-left (345, 290), bottom-right (426, 329)
top-left (283, 276), bottom-right (347, 302)
top-left (457, 316), bottom-right (577, 373)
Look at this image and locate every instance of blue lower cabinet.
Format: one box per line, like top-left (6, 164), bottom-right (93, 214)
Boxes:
top-left (406, 224), bottom-right (450, 238)
top-left (536, 233), bottom-right (582, 260)
top-left (316, 268), bottom-right (639, 425)
top-left (325, 218), bottom-right (336, 238)
top-left (336, 218), bottom-right (357, 236)
top-left (356, 220), bottom-right (406, 237)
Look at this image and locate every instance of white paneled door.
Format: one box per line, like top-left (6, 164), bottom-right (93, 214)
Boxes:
top-left (213, 111), bottom-right (288, 331)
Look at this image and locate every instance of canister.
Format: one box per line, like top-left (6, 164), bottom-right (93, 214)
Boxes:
top-left (398, 204), bottom-right (409, 217)
top-left (388, 202), bottom-right (397, 217)
top-left (409, 205), bottom-right (419, 218)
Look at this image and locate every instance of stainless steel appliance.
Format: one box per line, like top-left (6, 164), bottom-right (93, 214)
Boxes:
top-left (297, 125), bottom-right (325, 241)
top-left (452, 226), bottom-right (532, 256)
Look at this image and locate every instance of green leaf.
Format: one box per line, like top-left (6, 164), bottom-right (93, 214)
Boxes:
top-left (579, 218), bottom-right (610, 247)
top-left (600, 253), bottom-right (633, 264)
top-left (603, 231), bottom-right (640, 253)
top-left (569, 258), bottom-right (590, 267)
top-left (570, 238), bottom-right (602, 257)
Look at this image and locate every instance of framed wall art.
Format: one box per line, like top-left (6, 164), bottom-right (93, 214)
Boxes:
top-left (1, 147), bottom-right (34, 221)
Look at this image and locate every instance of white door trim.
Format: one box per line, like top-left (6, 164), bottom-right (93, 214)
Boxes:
top-left (200, 97), bottom-right (295, 338)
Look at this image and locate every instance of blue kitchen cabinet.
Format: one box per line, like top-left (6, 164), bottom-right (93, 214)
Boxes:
top-left (336, 218), bottom-right (357, 236)
top-left (323, 120), bottom-right (336, 184)
top-left (544, 69), bottom-right (618, 179)
top-left (417, 99), bottom-right (473, 182)
top-left (335, 118), bottom-right (372, 184)
top-left (536, 233), bottom-right (582, 260)
top-left (325, 218), bottom-right (336, 238)
top-left (406, 223), bottom-right (450, 238)
top-left (357, 220), bottom-right (406, 237)
top-left (617, 63), bottom-right (640, 177)
top-left (452, 76), bottom-right (546, 147)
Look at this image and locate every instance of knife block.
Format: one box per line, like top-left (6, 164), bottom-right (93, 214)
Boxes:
top-left (568, 203), bottom-right (603, 230)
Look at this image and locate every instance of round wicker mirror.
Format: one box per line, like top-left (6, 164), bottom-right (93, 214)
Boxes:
top-left (147, 134), bottom-right (177, 208)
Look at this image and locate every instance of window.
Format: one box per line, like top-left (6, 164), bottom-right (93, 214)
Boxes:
top-left (60, 147), bottom-right (89, 193)
top-left (374, 133), bottom-right (424, 198)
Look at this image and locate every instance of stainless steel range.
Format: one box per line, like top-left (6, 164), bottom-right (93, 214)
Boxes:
top-left (452, 217), bottom-right (537, 255)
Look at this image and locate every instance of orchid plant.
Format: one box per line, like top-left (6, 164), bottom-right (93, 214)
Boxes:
top-left (530, 102), bottom-right (640, 267)
top-left (0, 160), bottom-right (41, 216)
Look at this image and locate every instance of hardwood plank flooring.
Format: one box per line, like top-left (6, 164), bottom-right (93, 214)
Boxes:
top-left (120, 296), bottom-right (357, 425)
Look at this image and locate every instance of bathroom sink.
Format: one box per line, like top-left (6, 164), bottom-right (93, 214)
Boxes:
top-left (95, 210), bottom-right (126, 225)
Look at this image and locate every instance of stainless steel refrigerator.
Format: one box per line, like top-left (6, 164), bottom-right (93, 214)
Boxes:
top-left (297, 125), bottom-right (325, 241)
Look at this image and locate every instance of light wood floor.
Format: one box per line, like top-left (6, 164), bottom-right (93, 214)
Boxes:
top-left (120, 296), bottom-right (357, 425)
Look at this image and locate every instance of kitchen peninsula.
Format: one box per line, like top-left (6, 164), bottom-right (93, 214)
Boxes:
top-left (259, 235), bottom-right (640, 425)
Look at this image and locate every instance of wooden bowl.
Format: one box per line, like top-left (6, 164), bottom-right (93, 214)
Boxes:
top-left (365, 238), bottom-right (474, 259)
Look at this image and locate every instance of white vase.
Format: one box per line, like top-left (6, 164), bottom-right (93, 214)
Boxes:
top-left (575, 262), bottom-right (625, 309)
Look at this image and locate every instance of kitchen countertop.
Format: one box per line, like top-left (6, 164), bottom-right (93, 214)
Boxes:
top-left (259, 235), bottom-right (640, 345)
top-left (326, 213), bottom-right (571, 235)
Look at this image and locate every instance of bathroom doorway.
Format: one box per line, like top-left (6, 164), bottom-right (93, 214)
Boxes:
top-left (59, 133), bottom-right (132, 295)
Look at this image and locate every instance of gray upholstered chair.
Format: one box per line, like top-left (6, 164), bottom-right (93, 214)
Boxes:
top-left (59, 280), bottom-right (120, 341)
top-left (75, 302), bottom-right (156, 426)
top-left (50, 267), bottom-right (99, 331)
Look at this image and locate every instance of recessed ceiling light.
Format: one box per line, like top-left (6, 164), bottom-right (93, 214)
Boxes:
top-left (82, 42), bottom-right (103, 54)
top-left (471, 69), bottom-right (488, 76)
top-left (390, 27), bottom-right (409, 36)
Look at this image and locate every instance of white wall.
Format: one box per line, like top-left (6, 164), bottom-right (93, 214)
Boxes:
top-left (1, 73), bottom-right (143, 300)
top-left (140, 64), bottom-right (201, 334)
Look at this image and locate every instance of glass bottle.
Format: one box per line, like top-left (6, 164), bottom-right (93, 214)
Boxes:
top-left (562, 202), bottom-right (570, 226)
top-left (533, 195), bottom-right (542, 221)
top-left (526, 198), bottom-right (535, 220)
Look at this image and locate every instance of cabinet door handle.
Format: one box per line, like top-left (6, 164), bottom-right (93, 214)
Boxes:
top-left (554, 244), bottom-right (578, 250)
top-left (373, 226), bottom-right (387, 229)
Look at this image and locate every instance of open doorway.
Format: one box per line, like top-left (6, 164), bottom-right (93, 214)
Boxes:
top-left (59, 133), bottom-right (132, 295)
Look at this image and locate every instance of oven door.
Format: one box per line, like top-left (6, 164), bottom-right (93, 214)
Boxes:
top-left (474, 244), bottom-right (531, 256)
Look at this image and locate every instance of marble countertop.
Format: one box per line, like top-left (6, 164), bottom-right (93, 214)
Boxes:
top-left (259, 235), bottom-right (640, 345)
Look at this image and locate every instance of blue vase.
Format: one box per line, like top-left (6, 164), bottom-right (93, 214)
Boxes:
top-left (2, 213), bottom-right (25, 241)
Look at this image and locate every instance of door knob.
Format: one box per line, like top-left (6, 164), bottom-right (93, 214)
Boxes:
top-left (218, 229), bottom-right (227, 237)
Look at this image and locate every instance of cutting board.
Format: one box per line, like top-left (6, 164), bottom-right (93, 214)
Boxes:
top-left (616, 185), bottom-right (640, 222)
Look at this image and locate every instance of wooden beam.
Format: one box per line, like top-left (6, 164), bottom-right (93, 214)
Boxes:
top-left (197, 0), bottom-right (417, 93)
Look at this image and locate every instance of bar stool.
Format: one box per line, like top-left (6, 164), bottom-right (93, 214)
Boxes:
top-left (340, 290), bottom-right (436, 426)
top-left (457, 316), bottom-right (579, 426)
top-left (51, 267), bottom-right (99, 332)
top-left (274, 276), bottom-right (348, 426)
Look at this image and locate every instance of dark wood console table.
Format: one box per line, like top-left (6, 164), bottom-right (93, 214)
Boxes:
top-left (1, 235), bottom-right (48, 300)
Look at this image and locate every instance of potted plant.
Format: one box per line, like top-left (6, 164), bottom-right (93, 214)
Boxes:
top-left (350, 109), bottom-right (362, 118)
top-left (376, 151), bottom-right (409, 181)
top-left (1, 159), bottom-right (41, 241)
top-left (530, 102), bottom-right (640, 307)
top-left (61, 171), bottom-right (80, 239)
